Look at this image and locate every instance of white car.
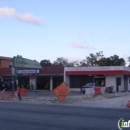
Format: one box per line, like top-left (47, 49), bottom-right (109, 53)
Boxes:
top-left (81, 83), bottom-right (102, 93)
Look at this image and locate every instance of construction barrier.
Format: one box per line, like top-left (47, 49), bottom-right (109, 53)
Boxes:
top-left (20, 88), bottom-right (27, 96)
top-left (101, 87), bottom-right (105, 94)
top-left (85, 87), bottom-right (106, 95)
top-left (0, 89), bottom-right (24, 100)
top-left (85, 88), bottom-right (94, 95)
top-left (94, 88), bottom-right (102, 95)
top-left (127, 101), bottom-right (130, 108)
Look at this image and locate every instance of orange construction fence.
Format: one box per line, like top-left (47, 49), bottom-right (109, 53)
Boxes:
top-left (127, 101), bottom-right (130, 108)
top-left (20, 88), bottom-right (27, 96)
top-left (94, 88), bottom-right (102, 95)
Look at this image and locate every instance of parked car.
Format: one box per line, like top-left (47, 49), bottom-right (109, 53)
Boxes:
top-left (81, 83), bottom-right (102, 93)
top-left (0, 81), bottom-right (12, 90)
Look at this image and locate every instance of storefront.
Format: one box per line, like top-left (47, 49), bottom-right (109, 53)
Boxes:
top-left (0, 66), bottom-right (64, 90)
top-left (64, 66), bottom-right (130, 92)
top-left (1, 66), bottom-right (130, 92)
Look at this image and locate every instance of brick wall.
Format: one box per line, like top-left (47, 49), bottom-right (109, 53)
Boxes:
top-left (0, 57), bottom-right (13, 69)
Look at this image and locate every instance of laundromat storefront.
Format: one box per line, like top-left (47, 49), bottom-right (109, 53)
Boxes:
top-left (64, 66), bottom-right (130, 92)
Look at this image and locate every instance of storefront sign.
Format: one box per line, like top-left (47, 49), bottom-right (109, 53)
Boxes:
top-left (14, 57), bottom-right (42, 69)
top-left (124, 67), bottom-right (130, 71)
top-left (18, 70), bottom-right (39, 74)
top-left (65, 66), bottom-right (126, 71)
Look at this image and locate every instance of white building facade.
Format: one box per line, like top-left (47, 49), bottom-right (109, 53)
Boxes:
top-left (64, 66), bottom-right (130, 92)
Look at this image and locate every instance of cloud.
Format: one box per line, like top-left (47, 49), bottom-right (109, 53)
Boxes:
top-left (0, 7), bottom-right (43, 25)
top-left (77, 30), bottom-right (85, 36)
top-left (71, 42), bottom-right (95, 49)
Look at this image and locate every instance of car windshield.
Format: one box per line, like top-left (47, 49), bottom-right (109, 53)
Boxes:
top-left (85, 83), bottom-right (94, 86)
top-left (95, 84), bottom-right (101, 87)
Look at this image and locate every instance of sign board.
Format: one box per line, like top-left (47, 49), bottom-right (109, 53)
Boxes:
top-left (17, 70), bottom-right (39, 74)
top-left (14, 57), bottom-right (42, 69)
top-left (53, 82), bottom-right (71, 101)
top-left (65, 66), bottom-right (125, 71)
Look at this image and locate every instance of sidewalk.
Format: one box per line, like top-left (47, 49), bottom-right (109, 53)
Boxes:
top-left (16, 91), bottom-right (130, 103)
top-left (0, 90), bottom-right (130, 108)
top-left (0, 90), bottom-right (86, 102)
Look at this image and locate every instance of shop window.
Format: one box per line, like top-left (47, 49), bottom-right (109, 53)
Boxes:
top-left (70, 77), bottom-right (80, 88)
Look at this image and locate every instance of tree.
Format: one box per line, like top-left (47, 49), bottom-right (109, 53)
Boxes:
top-left (40, 52), bottom-right (126, 67)
top-left (80, 52), bottom-right (126, 66)
top-left (53, 57), bottom-right (68, 66)
top-left (97, 57), bottom-right (108, 66)
top-left (80, 51), bottom-right (104, 66)
top-left (80, 59), bottom-right (88, 66)
top-left (53, 57), bottom-right (78, 67)
top-left (68, 61), bottom-right (80, 67)
top-left (110, 55), bottom-right (125, 66)
top-left (97, 55), bottom-right (126, 66)
top-left (40, 60), bottom-right (52, 67)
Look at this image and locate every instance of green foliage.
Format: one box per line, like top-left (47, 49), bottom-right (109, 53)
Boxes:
top-left (80, 51), bottom-right (104, 66)
top-left (98, 55), bottom-right (126, 66)
top-left (80, 52), bottom-right (126, 66)
top-left (40, 52), bottom-right (126, 67)
top-left (40, 60), bottom-right (52, 67)
top-left (52, 57), bottom-right (79, 67)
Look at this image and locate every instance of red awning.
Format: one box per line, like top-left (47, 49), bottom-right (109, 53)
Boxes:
top-left (65, 70), bottom-right (130, 75)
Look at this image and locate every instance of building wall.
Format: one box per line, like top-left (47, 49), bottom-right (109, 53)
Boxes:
top-left (105, 75), bottom-right (116, 92)
top-left (64, 75), bottom-right (70, 87)
top-left (106, 75), bottom-right (124, 92)
top-left (0, 58), bottom-right (12, 69)
top-left (64, 74), bottom-right (125, 92)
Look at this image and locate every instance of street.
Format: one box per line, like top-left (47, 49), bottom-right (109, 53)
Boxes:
top-left (0, 102), bottom-right (129, 130)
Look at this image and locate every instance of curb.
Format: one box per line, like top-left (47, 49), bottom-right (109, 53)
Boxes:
top-left (103, 92), bottom-right (130, 98)
top-left (1, 92), bottom-right (130, 103)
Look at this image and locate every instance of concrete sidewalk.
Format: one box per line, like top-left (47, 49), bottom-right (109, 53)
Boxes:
top-left (22, 91), bottom-right (87, 102)
top-left (17, 91), bottom-right (130, 104)
top-left (0, 90), bottom-right (130, 104)
top-left (1, 90), bottom-right (130, 109)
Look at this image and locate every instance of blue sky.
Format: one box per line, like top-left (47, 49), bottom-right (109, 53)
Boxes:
top-left (0, 0), bottom-right (130, 64)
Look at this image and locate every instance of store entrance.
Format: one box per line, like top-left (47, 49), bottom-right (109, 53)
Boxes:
top-left (94, 75), bottom-right (105, 86)
top-left (37, 77), bottom-right (50, 90)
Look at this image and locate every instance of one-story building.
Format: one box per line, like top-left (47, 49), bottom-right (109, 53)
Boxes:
top-left (0, 66), bottom-right (64, 90)
top-left (64, 66), bottom-right (130, 92)
top-left (0, 66), bottom-right (130, 92)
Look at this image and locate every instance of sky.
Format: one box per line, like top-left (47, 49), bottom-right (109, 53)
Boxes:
top-left (0, 0), bottom-right (130, 64)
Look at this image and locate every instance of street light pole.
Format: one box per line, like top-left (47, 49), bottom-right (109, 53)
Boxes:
top-left (12, 57), bottom-right (15, 93)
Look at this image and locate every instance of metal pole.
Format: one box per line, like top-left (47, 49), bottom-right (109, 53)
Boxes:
top-left (12, 57), bottom-right (15, 94)
top-left (15, 68), bottom-right (18, 87)
top-left (35, 69), bottom-right (38, 94)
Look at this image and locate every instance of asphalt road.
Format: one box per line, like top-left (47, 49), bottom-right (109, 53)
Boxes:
top-left (0, 102), bottom-right (129, 130)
